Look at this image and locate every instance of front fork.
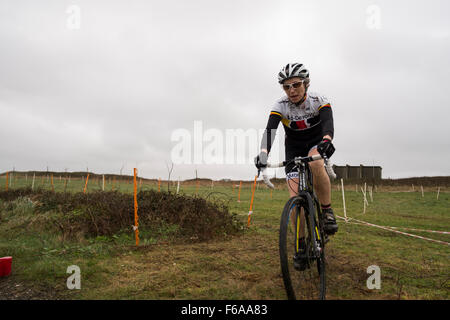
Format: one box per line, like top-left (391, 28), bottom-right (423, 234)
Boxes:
top-left (314, 194), bottom-right (329, 246)
top-left (296, 164), bottom-right (325, 258)
top-left (298, 192), bottom-right (323, 259)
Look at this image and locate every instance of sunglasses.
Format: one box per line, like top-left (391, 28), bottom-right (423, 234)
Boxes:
top-left (282, 81), bottom-right (304, 91)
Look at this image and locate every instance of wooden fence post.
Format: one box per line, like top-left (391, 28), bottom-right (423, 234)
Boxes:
top-left (247, 175), bottom-right (258, 227)
top-left (133, 168), bottom-right (139, 246)
top-left (5, 172), bottom-right (9, 191)
top-left (83, 174), bottom-right (90, 194)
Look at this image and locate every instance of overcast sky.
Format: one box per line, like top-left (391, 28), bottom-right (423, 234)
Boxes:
top-left (1, 0), bottom-right (449, 181)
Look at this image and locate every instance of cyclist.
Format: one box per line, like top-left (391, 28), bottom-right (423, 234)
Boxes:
top-left (255, 63), bottom-right (338, 268)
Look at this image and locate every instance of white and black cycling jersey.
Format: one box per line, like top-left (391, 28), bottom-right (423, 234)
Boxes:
top-left (260, 91), bottom-right (334, 152)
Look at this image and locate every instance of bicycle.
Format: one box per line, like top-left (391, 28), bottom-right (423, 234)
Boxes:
top-left (259, 154), bottom-right (336, 300)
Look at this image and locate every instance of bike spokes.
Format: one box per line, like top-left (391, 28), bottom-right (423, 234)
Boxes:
top-left (279, 198), bottom-right (326, 300)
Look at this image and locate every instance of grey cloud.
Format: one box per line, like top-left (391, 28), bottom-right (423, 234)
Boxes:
top-left (1, 0), bottom-right (449, 179)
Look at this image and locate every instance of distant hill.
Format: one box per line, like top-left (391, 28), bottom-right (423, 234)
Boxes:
top-left (1, 171), bottom-right (449, 186)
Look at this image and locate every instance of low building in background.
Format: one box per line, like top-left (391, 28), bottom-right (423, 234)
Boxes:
top-left (332, 165), bottom-right (382, 181)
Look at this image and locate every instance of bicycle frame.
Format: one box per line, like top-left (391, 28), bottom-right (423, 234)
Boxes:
top-left (283, 156), bottom-right (327, 260)
top-left (260, 154), bottom-right (334, 256)
top-left (294, 159), bottom-right (322, 220)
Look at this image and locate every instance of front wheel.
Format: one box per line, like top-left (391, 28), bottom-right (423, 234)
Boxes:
top-left (279, 196), bottom-right (326, 300)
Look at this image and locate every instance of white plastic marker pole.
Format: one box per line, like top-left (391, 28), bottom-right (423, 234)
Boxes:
top-left (177, 179), bottom-right (180, 194)
top-left (437, 187), bottom-right (440, 200)
top-left (238, 181), bottom-right (242, 202)
top-left (361, 187), bottom-right (369, 206)
top-left (421, 185), bottom-right (424, 198)
top-left (102, 175), bottom-right (105, 191)
top-left (361, 187), bottom-right (367, 214)
top-left (364, 187), bottom-right (369, 206)
top-left (364, 182), bottom-right (368, 205)
top-left (369, 186), bottom-right (373, 202)
top-left (363, 194), bottom-right (366, 214)
top-left (32, 173), bottom-right (36, 191)
top-left (341, 179), bottom-right (347, 222)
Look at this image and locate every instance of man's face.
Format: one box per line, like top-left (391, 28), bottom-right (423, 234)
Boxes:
top-left (282, 77), bottom-right (306, 104)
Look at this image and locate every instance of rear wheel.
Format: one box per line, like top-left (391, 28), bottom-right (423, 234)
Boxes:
top-left (279, 196), bottom-right (326, 300)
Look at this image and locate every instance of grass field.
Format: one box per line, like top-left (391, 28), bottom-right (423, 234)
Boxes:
top-left (0, 174), bottom-right (449, 300)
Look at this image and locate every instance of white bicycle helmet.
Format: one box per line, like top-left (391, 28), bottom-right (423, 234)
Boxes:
top-left (278, 63), bottom-right (310, 84)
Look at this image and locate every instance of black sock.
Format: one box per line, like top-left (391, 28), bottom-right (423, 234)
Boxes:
top-left (321, 203), bottom-right (331, 210)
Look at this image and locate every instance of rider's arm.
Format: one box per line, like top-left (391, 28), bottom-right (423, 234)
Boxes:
top-left (260, 112), bottom-right (282, 154)
top-left (318, 104), bottom-right (334, 140)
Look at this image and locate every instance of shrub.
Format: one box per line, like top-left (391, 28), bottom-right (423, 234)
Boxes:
top-left (0, 188), bottom-right (242, 242)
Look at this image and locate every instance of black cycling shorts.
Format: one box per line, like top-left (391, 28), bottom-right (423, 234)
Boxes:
top-left (285, 136), bottom-right (323, 178)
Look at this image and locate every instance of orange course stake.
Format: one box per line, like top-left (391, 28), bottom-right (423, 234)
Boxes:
top-left (247, 175), bottom-right (258, 227)
top-left (158, 178), bottom-right (161, 192)
top-left (51, 174), bottom-right (54, 192)
top-left (133, 168), bottom-right (139, 246)
top-left (83, 173), bottom-right (90, 194)
top-left (5, 172), bottom-right (9, 191)
top-left (237, 181), bottom-right (242, 202)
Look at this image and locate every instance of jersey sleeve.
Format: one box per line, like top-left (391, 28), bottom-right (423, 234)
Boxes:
top-left (260, 103), bottom-right (283, 153)
top-left (317, 94), bottom-right (332, 111)
top-left (317, 95), bottom-right (334, 139)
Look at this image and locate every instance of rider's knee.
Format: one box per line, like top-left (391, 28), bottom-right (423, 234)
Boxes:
top-left (309, 160), bottom-right (324, 175)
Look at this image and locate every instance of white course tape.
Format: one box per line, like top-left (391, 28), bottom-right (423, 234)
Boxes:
top-left (387, 226), bottom-right (449, 235)
top-left (336, 215), bottom-right (450, 246)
